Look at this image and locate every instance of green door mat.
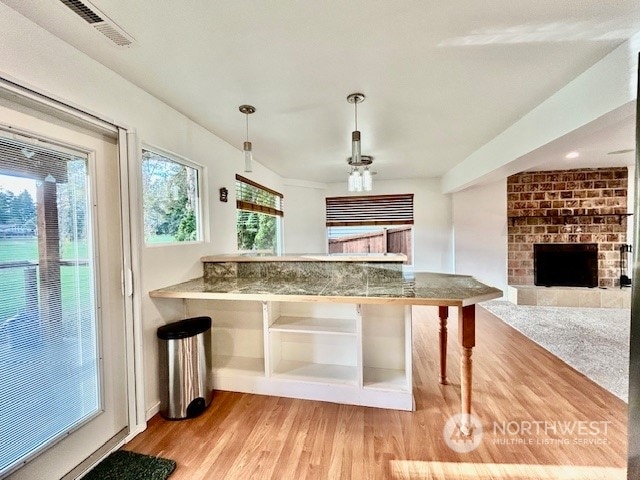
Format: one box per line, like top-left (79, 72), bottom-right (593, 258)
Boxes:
top-left (83, 450), bottom-right (176, 480)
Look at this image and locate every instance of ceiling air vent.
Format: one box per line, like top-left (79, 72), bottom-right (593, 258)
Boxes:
top-left (58, 0), bottom-right (135, 47)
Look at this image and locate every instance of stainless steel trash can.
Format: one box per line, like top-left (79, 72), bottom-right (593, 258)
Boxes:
top-left (157, 316), bottom-right (213, 419)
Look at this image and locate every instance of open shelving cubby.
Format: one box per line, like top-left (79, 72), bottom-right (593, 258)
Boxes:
top-left (186, 298), bottom-right (265, 379)
top-left (361, 304), bottom-right (412, 393)
top-left (266, 302), bottom-right (359, 386)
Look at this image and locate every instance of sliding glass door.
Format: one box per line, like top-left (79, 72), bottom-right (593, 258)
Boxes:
top-left (0, 98), bottom-right (128, 479)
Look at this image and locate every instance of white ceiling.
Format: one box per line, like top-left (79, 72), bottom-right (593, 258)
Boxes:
top-left (3, 0), bottom-right (639, 183)
top-left (525, 115), bottom-right (636, 172)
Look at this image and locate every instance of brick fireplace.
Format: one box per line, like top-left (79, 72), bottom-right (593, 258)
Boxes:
top-left (507, 167), bottom-right (628, 288)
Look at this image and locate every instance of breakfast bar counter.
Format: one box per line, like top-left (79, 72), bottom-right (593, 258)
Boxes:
top-left (150, 271), bottom-right (500, 307)
top-left (150, 254), bottom-right (501, 428)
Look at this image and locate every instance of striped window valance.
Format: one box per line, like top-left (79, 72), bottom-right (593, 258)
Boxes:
top-left (325, 194), bottom-right (414, 227)
top-left (235, 174), bottom-right (283, 217)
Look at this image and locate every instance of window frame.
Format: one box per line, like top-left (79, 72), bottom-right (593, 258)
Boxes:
top-left (140, 144), bottom-right (205, 247)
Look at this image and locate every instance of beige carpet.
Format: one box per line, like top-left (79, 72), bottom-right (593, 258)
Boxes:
top-left (481, 300), bottom-right (630, 402)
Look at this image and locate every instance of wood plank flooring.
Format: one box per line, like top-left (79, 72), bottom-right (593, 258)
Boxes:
top-left (124, 305), bottom-right (628, 479)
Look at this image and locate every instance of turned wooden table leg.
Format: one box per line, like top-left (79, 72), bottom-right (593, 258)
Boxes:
top-left (459, 305), bottom-right (476, 435)
top-left (438, 305), bottom-right (448, 384)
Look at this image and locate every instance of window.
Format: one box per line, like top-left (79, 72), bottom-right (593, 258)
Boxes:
top-left (236, 174), bottom-right (283, 254)
top-left (141, 148), bottom-right (201, 244)
top-left (325, 194), bottom-right (414, 264)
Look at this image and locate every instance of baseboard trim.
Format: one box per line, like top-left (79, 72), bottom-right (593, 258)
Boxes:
top-left (146, 401), bottom-right (161, 420)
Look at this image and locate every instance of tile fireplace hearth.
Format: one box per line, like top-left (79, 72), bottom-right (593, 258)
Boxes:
top-left (507, 285), bottom-right (630, 309)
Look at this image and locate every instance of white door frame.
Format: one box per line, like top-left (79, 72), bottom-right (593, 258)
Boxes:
top-left (0, 76), bottom-right (146, 458)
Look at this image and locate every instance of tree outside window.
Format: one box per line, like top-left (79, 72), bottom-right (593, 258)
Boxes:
top-left (235, 175), bottom-right (282, 253)
top-left (142, 149), bottom-right (201, 244)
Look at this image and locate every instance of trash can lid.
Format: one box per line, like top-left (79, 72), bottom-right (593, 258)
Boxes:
top-left (157, 316), bottom-right (212, 340)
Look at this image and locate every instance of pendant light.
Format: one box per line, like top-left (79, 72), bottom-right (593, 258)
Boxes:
top-left (347, 155), bottom-right (373, 192)
top-left (346, 93), bottom-right (373, 192)
top-left (347, 93), bottom-right (364, 165)
top-left (239, 104), bottom-right (256, 173)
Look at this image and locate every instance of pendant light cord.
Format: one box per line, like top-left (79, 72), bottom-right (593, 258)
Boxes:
top-left (245, 113), bottom-right (249, 142)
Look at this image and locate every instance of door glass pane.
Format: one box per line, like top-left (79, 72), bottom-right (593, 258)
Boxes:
top-left (0, 136), bottom-right (99, 476)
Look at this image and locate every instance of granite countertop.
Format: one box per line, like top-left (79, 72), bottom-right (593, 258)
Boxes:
top-left (200, 253), bottom-right (407, 263)
top-left (149, 271), bottom-right (502, 307)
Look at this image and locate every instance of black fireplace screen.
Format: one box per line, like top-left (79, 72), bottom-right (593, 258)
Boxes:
top-left (534, 243), bottom-right (598, 287)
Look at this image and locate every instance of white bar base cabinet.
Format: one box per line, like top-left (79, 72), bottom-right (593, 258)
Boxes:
top-left (185, 299), bottom-right (414, 411)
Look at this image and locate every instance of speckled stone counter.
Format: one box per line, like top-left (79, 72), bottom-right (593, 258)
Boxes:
top-left (150, 271), bottom-right (500, 307)
top-left (201, 253), bottom-right (406, 285)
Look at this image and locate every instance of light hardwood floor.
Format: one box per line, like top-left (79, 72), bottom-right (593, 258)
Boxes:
top-left (125, 305), bottom-right (628, 479)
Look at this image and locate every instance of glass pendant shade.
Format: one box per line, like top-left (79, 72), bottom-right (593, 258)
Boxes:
top-left (346, 157), bottom-right (373, 192)
top-left (348, 169), bottom-right (361, 192)
top-left (362, 167), bottom-right (372, 191)
top-left (243, 141), bottom-right (253, 173)
top-left (356, 171), bottom-right (363, 191)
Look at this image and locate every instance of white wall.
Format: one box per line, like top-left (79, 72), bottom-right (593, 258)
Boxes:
top-left (452, 179), bottom-right (507, 297)
top-left (325, 178), bottom-right (453, 272)
top-left (282, 179), bottom-right (327, 253)
top-left (0, 4), bottom-right (285, 416)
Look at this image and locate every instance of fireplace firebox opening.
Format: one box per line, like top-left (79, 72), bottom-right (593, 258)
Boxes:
top-left (534, 243), bottom-right (598, 288)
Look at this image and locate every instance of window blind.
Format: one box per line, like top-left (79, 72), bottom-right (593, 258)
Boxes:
top-left (325, 194), bottom-right (414, 226)
top-left (235, 174), bottom-right (283, 217)
top-left (0, 133), bottom-right (100, 477)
